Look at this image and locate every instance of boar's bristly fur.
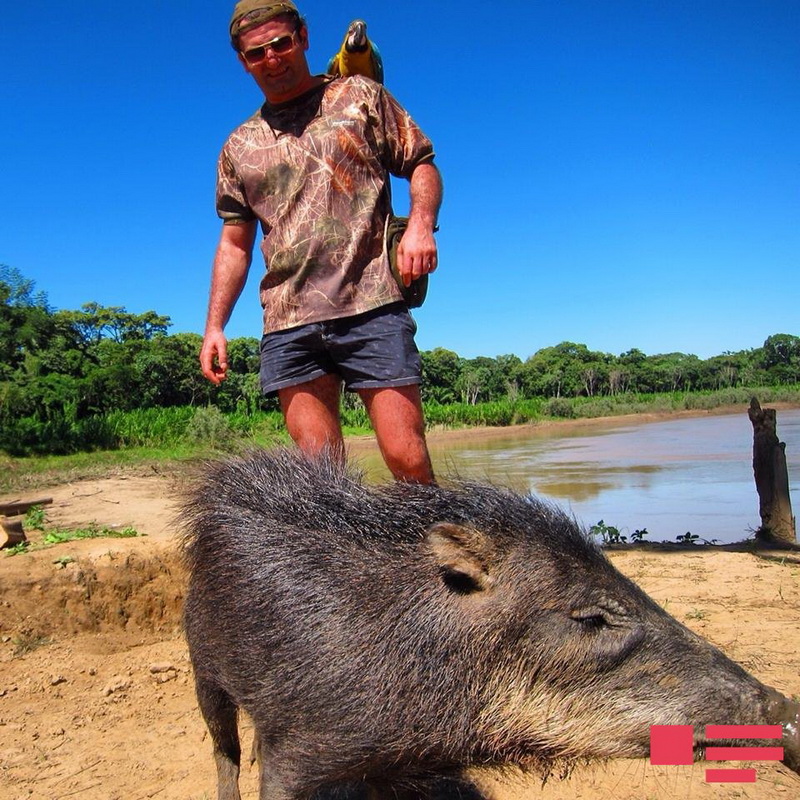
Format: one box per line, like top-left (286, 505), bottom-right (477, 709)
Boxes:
top-left (181, 447), bottom-right (800, 800)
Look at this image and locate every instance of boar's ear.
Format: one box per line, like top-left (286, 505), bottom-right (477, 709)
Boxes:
top-left (425, 522), bottom-right (495, 594)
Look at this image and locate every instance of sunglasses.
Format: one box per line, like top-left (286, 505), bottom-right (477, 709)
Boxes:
top-left (241, 32), bottom-right (298, 65)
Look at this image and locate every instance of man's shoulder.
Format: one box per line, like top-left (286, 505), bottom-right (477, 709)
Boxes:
top-left (223, 108), bottom-right (265, 145)
top-left (326, 74), bottom-right (383, 102)
top-left (334, 74), bottom-right (379, 89)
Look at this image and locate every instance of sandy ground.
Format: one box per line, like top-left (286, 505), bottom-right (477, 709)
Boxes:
top-left (1, 422), bottom-right (799, 800)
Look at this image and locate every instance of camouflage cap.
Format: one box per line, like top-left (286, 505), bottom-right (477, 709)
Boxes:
top-left (229, 1), bottom-right (300, 46)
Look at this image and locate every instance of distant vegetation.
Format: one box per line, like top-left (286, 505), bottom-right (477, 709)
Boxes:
top-left (2, 264), bottom-right (800, 457)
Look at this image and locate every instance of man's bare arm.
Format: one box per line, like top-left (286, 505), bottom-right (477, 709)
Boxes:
top-left (396, 161), bottom-right (443, 286)
top-left (200, 221), bottom-right (257, 384)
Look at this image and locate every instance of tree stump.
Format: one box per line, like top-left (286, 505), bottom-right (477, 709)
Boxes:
top-left (0, 515), bottom-right (27, 549)
top-left (748, 398), bottom-right (796, 544)
top-left (0, 498), bottom-right (52, 549)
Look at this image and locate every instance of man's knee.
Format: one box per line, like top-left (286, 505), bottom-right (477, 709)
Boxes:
top-left (383, 442), bottom-right (435, 484)
top-left (358, 386), bottom-right (434, 482)
top-left (279, 375), bottom-right (344, 456)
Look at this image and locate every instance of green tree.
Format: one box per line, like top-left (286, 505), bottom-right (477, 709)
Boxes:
top-left (420, 348), bottom-right (462, 404)
top-left (761, 334), bottom-right (800, 383)
top-left (522, 342), bottom-right (611, 398)
top-left (215, 336), bottom-right (266, 413)
top-left (495, 354), bottom-right (524, 400)
top-left (703, 350), bottom-right (760, 389)
top-left (456, 361), bottom-right (491, 404)
top-left (58, 303), bottom-right (170, 346)
top-left (0, 265), bottom-right (55, 380)
top-left (637, 352), bottom-right (703, 393)
top-left (616, 348), bottom-right (647, 392)
top-left (0, 264), bottom-right (49, 308)
top-left (132, 333), bottom-right (214, 408)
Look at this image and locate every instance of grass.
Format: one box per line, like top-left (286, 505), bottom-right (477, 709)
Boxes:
top-left (41, 524), bottom-right (141, 545)
top-left (4, 519), bottom-right (143, 557)
top-left (11, 633), bottom-right (52, 657)
top-left (24, 504), bottom-right (47, 530)
top-left (0, 446), bottom-right (192, 492)
top-left (0, 437), bottom-right (291, 493)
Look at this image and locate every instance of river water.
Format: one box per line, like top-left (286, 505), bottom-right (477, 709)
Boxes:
top-left (364, 408), bottom-right (800, 545)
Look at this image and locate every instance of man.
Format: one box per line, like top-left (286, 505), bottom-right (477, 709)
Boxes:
top-left (200, 0), bottom-right (442, 483)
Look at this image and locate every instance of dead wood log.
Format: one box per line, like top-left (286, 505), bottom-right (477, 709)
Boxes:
top-left (0, 515), bottom-right (27, 549)
top-left (748, 398), bottom-right (796, 544)
top-left (0, 497), bottom-right (53, 516)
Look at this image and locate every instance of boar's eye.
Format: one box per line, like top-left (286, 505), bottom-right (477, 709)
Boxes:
top-left (578, 614), bottom-right (608, 630)
top-left (571, 605), bottom-right (622, 631)
top-left (570, 603), bottom-right (642, 661)
top-left (572, 612), bottom-right (609, 630)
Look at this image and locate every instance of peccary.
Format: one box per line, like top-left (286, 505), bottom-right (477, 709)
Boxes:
top-left (181, 448), bottom-right (800, 800)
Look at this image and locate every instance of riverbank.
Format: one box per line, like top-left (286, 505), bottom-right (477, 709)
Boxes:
top-left (350, 401), bottom-right (799, 455)
top-left (349, 402), bottom-right (800, 547)
top-left (2, 400), bottom-right (797, 495)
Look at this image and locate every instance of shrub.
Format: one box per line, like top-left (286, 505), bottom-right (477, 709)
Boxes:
top-left (544, 398), bottom-right (574, 419)
top-left (183, 406), bottom-right (235, 449)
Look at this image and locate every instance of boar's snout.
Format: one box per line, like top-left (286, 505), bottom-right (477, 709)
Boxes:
top-left (765, 689), bottom-right (800, 775)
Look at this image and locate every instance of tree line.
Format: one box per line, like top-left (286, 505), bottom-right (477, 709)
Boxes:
top-left (421, 337), bottom-right (800, 405)
top-left (2, 265), bottom-right (799, 455)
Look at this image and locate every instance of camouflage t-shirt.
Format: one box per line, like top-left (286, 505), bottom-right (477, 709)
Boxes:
top-left (216, 75), bottom-right (435, 333)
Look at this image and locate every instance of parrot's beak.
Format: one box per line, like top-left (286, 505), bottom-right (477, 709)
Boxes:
top-left (346, 20), bottom-right (368, 52)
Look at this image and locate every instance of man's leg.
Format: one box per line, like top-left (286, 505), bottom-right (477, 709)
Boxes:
top-left (278, 373), bottom-right (345, 462)
top-left (357, 383), bottom-right (434, 484)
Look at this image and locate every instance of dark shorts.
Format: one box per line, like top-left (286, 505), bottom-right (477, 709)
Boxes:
top-left (259, 303), bottom-right (422, 395)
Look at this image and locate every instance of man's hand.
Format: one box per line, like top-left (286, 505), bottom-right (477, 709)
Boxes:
top-left (396, 222), bottom-right (437, 287)
top-left (200, 221), bottom-right (256, 385)
top-left (200, 329), bottom-right (229, 385)
top-left (397, 161), bottom-right (442, 286)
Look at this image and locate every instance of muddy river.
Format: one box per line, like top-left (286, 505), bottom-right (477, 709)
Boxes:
top-left (363, 408), bottom-right (800, 544)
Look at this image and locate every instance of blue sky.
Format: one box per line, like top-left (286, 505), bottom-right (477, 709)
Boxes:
top-left (2, 1), bottom-right (798, 361)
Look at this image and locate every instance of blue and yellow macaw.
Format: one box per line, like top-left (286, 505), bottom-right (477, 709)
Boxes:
top-left (327, 19), bottom-right (384, 85)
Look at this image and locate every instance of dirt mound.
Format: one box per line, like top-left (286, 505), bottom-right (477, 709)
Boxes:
top-left (2, 550), bottom-right (185, 643)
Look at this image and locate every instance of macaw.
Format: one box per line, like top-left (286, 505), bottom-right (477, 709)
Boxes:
top-left (326, 19), bottom-right (384, 85)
